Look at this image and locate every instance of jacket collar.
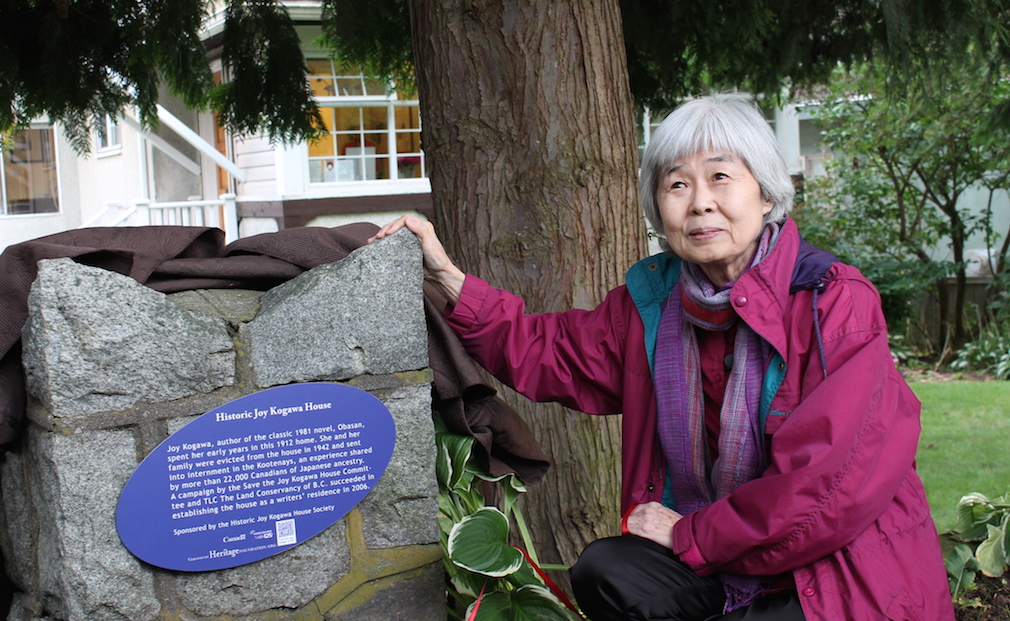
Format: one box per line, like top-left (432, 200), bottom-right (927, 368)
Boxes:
top-left (791, 233), bottom-right (838, 294)
top-left (732, 218), bottom-right (837, 357)
top-left (626, 250), bottom-right (680, 368)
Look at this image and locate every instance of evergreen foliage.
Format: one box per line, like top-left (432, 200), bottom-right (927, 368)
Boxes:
top-left (4, 0), bottom-right (1009, 152)
top-left (0, 0), bottom-right (323, 153)
top-left (212, 0), bottom-right (325, 143)
top-left (317, 0), bottom-right (1010, 115)
top-left (320, 0), bottom-right (415, 92)
top-left (624, 0), bottom-right (1010, 112)
top-left (620, 0), bottom-right (878, 109)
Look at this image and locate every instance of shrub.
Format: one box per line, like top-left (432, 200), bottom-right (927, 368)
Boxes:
top-left (951, 321), bottom-right (1010, 379)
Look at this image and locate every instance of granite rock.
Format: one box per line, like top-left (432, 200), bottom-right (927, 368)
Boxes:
top-left (246, 229), bottom-right (426, 388)
top-left (22, 259), bottom-right (234, 419)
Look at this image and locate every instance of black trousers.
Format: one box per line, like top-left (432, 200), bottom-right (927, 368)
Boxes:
top-left (570, 536), bottom-right (806, 621)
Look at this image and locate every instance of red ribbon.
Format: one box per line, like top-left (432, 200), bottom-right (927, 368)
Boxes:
top-left (466, 580), bottom-right (487, 621)
top-left (511, 544), bottom-right (585, 619)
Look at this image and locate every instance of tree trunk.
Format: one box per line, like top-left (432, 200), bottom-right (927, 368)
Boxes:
top-left (949, 213), bottom-right (968, 347)
top-left (408, 0), bottom-right (645, 575)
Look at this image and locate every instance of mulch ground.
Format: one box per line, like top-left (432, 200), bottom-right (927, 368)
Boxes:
top-left (901, 368), bottom-right (996, 382)
top-left (955, 576), bottom-right (1010, 621)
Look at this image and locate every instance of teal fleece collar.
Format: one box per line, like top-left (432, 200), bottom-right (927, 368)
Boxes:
top-left (625, 252), bottom-right (681, 370)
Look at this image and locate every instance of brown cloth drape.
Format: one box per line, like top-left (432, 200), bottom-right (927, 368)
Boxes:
top-left (0, 225), bottom-right (548, 483)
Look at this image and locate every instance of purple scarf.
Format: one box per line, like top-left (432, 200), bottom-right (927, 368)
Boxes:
top-left (654, 224), bottom-right (778, 612)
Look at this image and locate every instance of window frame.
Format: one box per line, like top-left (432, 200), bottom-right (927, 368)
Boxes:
top-left (305, 59), bottom-right (426, 187)
top-left (0, 123), bottom-right (62, 216)
top-left (95, 114), bottom-right (122, 156)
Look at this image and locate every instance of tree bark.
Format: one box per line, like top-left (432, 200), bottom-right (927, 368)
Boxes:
top-left (408, 0), bottom-right (646, 575)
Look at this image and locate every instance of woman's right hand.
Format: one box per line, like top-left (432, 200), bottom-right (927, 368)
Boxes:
top-left (625, 502), bottom-right (682, 550)
top-left (369, 215), bottom-right (465, 305)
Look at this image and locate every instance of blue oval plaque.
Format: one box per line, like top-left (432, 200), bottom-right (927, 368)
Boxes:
top-left (116, 383), bottom-right (396, 571)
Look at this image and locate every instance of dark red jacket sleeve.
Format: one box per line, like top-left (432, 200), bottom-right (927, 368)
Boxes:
top-left (444, 275), bottom-right (629, 415)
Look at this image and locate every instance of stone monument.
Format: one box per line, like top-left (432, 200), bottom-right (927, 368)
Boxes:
top-left (0, 230), bottom-right (442, 620)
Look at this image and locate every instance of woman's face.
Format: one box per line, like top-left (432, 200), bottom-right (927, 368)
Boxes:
top-left (657, 151), bottom-right (772, 288)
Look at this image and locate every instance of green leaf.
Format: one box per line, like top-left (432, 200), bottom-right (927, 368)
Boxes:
top-left (455, 487), bottom-right (487, 516)
top-left (954, 493), bottom-right (998, 540)
top-left (504, 563), bottom-right (543, 590)
top-left (500, 474), bottom-right (528, 516)
top-left (465, 585), bottom-right (575, 621)
top-left (447, 559), bottom-right (491, 600)
top-left (945, 544), bottom-right (981, 575)
top-left (436, 429), bottom-right (477, 493)
top-left (975, 524), bottom-right (1009, 577)
top-left (973, 500), bottom-right (999, 525)
top-left (438, 501), bottom-right (458, 537)
top-left (1002, 514), bottom-right (1010, 566)
top-left (448, 508), bottom-right (524, 577)
top-left (945, 544), bottom-right (979, 595)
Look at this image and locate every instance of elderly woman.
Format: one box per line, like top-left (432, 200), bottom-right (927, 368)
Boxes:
top-left (372, 93), bottom-right (952, 620)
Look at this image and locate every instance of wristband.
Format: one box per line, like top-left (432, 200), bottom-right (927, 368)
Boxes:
top-left (621, 503), bottom-right (639, 535)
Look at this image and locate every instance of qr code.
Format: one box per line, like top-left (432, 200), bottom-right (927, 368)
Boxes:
top-left (275, 519), bottom-right (297, 546)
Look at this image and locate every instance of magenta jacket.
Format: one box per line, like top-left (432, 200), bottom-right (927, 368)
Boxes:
top-left (444, 218), bottom-right (953, 620)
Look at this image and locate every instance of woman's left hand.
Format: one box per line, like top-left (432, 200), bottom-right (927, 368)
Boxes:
top-left (625, 502), bottom-right (682, 549)
top-left (368, 215), bottom-right (465, 305)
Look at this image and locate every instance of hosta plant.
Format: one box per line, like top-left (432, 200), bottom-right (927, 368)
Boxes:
top-left (434, 414), bottom-right (580, 620)
top-left (947, 492), bottom-right (1010, 595)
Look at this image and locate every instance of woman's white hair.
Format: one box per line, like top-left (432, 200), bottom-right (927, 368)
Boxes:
top-left (639, 92), bottom-right (794, 235)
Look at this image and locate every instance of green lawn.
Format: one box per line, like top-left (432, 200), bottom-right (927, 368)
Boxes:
top-left (912, 380), bottom-right (1010, 533)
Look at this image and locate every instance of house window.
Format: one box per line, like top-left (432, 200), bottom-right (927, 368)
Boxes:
top-left (96, 115), bottom-right (121, 153)
top-left (306, 59), bottom-right (425, 183)
top-left (1, 128), bottom-right (60, 215)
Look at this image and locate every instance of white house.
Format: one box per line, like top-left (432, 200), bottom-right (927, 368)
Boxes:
top-left (0, 2), bottom-right (431, 253)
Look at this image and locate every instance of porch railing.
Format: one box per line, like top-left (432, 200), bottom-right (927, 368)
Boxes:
top-left (93, 193), bottom-right (238, 243)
